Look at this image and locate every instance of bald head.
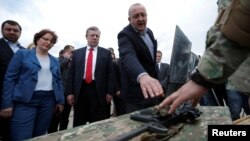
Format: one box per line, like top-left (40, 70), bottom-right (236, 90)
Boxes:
top-left (128, 3), bottom-right (148, 33)
top-left (128, 3), bottom-right (146, 18)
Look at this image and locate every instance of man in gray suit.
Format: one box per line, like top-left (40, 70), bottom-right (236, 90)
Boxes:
top-left (66, 26), bottom-right (115, 127)
top-left (156, 50), bottom-right (170, 96)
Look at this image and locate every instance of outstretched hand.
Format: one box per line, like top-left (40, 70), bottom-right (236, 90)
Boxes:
top-left (139, 74), bottom-right (164, 99)
top-left (159, 80), bottom-right (208, 114)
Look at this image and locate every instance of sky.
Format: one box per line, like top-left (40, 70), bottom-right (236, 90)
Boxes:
top-left (0, 0), bottom-right (218, 63)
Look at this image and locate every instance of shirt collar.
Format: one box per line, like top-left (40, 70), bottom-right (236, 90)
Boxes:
top-left (87, 45), bottom-right (98, 51)
top-left (4, 39), bottom-right (21, 53)
top-left (131, 25), bottom-right (148, 35)
top-left (4, 38), bottom-right (21, 46)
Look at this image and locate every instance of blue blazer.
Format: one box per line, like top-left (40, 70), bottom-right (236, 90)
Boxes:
top-left (1, 48), bottom-right (64, 109)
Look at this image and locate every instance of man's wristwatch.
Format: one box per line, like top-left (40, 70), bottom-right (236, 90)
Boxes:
top-left (190, 68), bottom-right (215, 88)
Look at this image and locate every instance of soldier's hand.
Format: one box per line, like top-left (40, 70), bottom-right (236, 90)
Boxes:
top-left (0, 107), bottom-right (13, 118)
top-left (139, 74), bottom-right (164, 99)
top-left (159, 80), bottom-right (208, 114)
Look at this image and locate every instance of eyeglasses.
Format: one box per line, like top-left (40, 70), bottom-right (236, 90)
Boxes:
top-left (41, 37), bottom-right (55, 44)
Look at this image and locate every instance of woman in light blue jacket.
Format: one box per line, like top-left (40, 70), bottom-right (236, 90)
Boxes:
top-left (0, 29), bottom-right (64, 141)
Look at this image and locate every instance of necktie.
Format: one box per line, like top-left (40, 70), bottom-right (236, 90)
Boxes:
top-left (85, 48), bottom-right (93, 84)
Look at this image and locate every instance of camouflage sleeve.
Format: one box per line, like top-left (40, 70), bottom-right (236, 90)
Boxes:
top-left (226, 56), bottom-right (250, 93)
top-left (197, 26), bottom-right (250, 84)
top-left (241, 0), bottom-right (250, 9)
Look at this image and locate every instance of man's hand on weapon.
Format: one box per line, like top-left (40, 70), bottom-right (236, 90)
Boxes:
top-left (159, 80), bottom-right (208, 114)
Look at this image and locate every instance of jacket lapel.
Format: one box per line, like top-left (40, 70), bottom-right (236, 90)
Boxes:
top-left (30, 48), bottom-right (41, 67)
top-left (95, 47), bottom-right (101, 77)
top-left (28, 48), bottom-right (40, 80)
top-left (133, 30), bottom-right (154, 63)
top-left (147, 30), bottom-right (157, 63)
top-left (49, 54), bottom-right (58, 76)
top-left (0, 38), bottom-right (15, 56)
top-left (79, 47), bottom-right (87, 78)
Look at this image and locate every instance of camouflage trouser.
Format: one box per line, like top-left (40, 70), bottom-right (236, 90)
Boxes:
top-left (197, 26), bottom-right (250, 85)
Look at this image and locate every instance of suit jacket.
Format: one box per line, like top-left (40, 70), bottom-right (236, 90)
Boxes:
top-left (1, 48), bottom-right (64, 109)
top-left (66, 46), bottom-right (115, 106)
top-left (118, 24), bottom-right (158, 104)
top-left (157, 63), bottom-right (170, 93)
top-left (0, 38), bottom-right (25, 107)
top-left (59, 56), bottom-right (71, 91)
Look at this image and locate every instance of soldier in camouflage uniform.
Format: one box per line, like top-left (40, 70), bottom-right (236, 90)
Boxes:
top-left (217, 0), bottom-right (250, 121)
top-left (226, 56), bottom-right (250, 121)
top-left (160, 0), bottom-right (250, 114)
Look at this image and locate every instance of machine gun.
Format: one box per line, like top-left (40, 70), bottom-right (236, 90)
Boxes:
top-left (114, 102), bottom-right (202, 141)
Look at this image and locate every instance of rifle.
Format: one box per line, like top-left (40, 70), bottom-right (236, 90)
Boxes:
top-left (113, 102), bottom-right (202, 141)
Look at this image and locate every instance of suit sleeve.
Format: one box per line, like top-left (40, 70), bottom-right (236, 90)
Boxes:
top-left (107, 51), bottom-right (116, 96)
top-left (59, 57), bottom-right (71, 71)
top-left (1, 51), bottom-right (23, 109)
top-left (65, 52), bottom-right (75, 96)
top-left (118, 32), bottom-right (146, 83)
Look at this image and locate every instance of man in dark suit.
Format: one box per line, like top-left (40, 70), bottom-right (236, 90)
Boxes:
top-left (0, 20), bottom-right (24, 141)
top-left (48, 45), bottom-right (75, 133)
top-left (118, 3), bottom-right (164, 113)
top-left (66, 26), bottom-right (115, 127)
top-left (107, 47), bottom-right (126, 116)
top-left (156, 50), bottom-right (170, 96)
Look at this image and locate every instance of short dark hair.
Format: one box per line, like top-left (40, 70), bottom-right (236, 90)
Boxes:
top-left (64, 45), bottom-right (74, 51)
top-left (33, 29), bottom-right (58, 46)
top-left (85, 26), bottom-right (100, 37)
top-left (1, 20), bottom-right (22, 31)
top-left (59, 49), bottom-right (64, 56)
